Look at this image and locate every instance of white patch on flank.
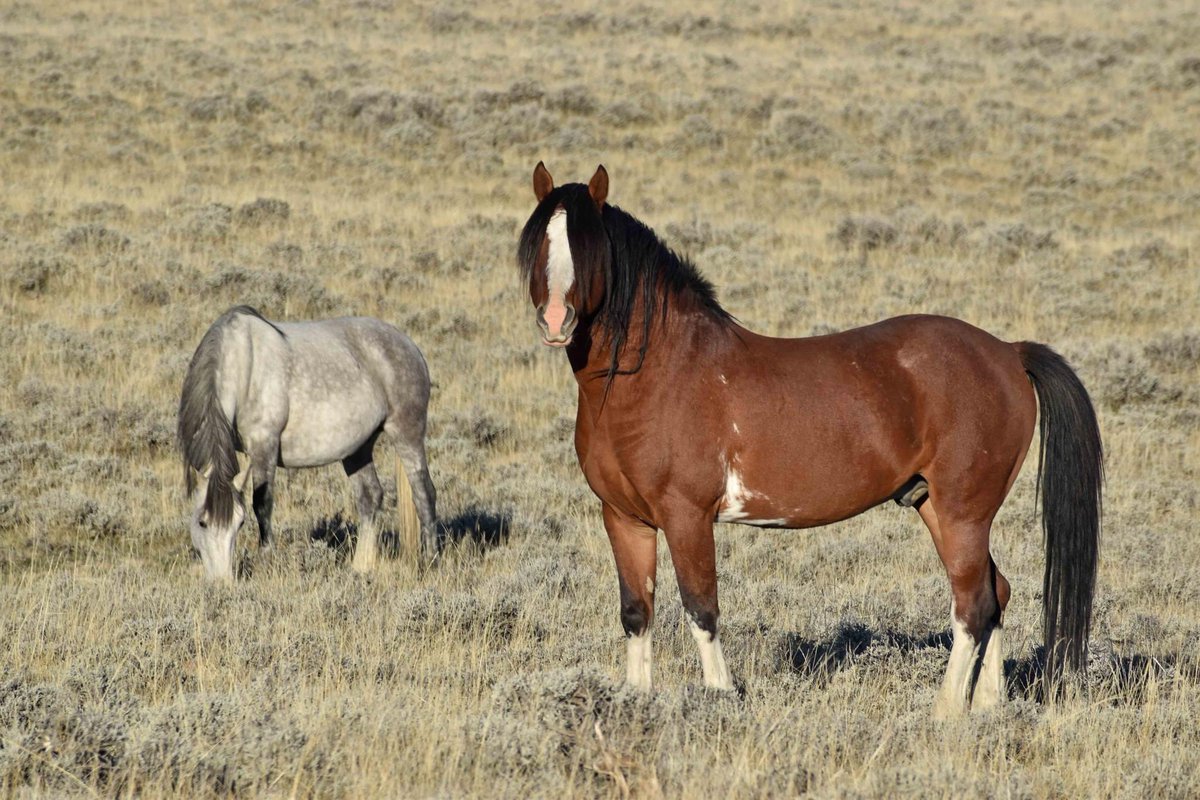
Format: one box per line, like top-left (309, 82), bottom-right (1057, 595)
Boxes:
top-left (688, 617), bottom-right (734, 690)
top-left (644, 576), bottom-right (655, 596)
top-left (731, 422), bottom-right (740, 435)
top-left (718, 374), bottom-right (728, 384)
top-left (627, 629), bottom-right (653, 690)
top-left (545, 210), bottom-right (575, 301)
top-left (934, 601), bottom-right (981, 719)
top-left (716, 464), bottom-right (784, 526)
top-left (717, 466), bottom-right (750, 522)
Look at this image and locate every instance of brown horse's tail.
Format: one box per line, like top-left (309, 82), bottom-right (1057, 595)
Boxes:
top-left (1016, 342), bottom-right (1102, 695)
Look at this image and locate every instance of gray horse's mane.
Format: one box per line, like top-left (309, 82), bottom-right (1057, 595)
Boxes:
top-left (178, 306), bottom-right (283, 526)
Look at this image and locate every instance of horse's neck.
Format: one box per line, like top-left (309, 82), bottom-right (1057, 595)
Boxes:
top-left (572, 289), bottom-right (729, 409)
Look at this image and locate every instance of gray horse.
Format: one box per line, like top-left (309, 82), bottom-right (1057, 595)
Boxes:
top-left (178, 306), bottom-right (437, 580)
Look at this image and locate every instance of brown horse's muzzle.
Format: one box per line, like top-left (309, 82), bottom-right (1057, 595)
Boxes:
top-left (537, 302), bottom-right (577, 347)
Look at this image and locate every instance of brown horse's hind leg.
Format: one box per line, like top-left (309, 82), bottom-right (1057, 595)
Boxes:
top-left (662, 509), bottom-right (734, 691)
top-left (603, 503), bottom-right (658, 690)
top-left (918, 500), bottom-right (1008, 716)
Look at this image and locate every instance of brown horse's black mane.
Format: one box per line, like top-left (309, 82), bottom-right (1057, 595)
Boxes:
top-left (519, 183), bottom-right (733, 383)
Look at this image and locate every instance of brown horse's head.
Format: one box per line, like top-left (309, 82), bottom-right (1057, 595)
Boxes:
top-left (518, 162), bottom-right (609, 347)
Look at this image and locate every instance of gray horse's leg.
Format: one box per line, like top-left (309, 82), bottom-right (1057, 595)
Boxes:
top-left (388, 429), bottom-right (438, 560)
top-left (248, 442), bottom-right (278, 549)
top-left (344, 438), bottom-right (384, 572)
top-left (406, 451), bottom-right (438, 559)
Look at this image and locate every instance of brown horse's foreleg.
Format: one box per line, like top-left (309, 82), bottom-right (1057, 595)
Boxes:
top-left (603, 503), bottom-right (658, 690)
top-left (919, 501), bottom-right (1006, 716)
top-left (662, 510), bottom-right (734, 691)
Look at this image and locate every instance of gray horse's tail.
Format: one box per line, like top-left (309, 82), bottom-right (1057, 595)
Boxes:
top-left (178, 306), bottom-right (262, 527)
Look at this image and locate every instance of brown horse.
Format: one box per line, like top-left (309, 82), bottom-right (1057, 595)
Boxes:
top-left (518, 163), bottom-right (1101, 715)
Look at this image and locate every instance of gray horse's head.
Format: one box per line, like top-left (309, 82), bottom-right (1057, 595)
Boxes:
top-left (189, 467), bottom-right (248, 581)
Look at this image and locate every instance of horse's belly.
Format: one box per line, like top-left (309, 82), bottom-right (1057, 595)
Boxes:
top-left (278, 395), bottom-right (387, 467)
top-left (715, 460), bottom-right (892, 529)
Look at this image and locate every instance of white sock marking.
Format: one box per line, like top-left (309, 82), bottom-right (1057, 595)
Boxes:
top-left (974, 626), bottom-right (1005, 709)
top-left (627, 629), bottom-right (653, 690)
top-left (935, 601), bottom-right (981, 718)
top-left (688, 618), bottom-right (734, 690)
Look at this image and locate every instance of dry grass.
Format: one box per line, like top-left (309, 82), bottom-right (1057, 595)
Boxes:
top-left (1, 0), bottom-right (1199, 796)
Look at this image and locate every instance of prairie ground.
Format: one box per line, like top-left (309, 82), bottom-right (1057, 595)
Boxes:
top-left (1, 0), bottom-right (1198, 796)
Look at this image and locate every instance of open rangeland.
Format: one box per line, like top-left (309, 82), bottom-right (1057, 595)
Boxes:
top-left (1, 0), bottom-right (1198, 797)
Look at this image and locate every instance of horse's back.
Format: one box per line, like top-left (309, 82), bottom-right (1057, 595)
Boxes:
top-left (856, 314), bottom-right (1035, 437)
top-left (271, 316), bottom-right (429, 466)
top-left (804, 313), bottom-right (1035, 442)
top-left (275, 316), bottom-right (427, 401)
top-left (752, 314), bottom-right (1030, 408)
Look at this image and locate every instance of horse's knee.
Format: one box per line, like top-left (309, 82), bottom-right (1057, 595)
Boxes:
top-left (618, 576), bottom-right (653, 636)
top-left (620, 599), bottom-right (651, 637)
top-left (352, 475), bottom-right (382, 517)
top-left (677, 580), bottom-right (720, 637)
top-left (252, 481), bottom-right (272, 512)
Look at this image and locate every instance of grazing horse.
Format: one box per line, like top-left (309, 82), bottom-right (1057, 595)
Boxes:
top-left (178, 306), bottom-right (438, 580)
top-left (518, 163), bottom-right (1102, 715)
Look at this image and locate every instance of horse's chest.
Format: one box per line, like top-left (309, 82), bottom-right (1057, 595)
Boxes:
top-left (574, 414), bottom-right (667, 522)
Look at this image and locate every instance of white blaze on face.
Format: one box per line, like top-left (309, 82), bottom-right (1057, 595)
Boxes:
top-left (543, 209), bottom-right (575, 337)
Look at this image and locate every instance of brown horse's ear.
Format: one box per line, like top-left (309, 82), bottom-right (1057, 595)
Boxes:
top-left (588, 165), bottom-right (609, 209)
top-left (533, 161), bottom-right (554, 202)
